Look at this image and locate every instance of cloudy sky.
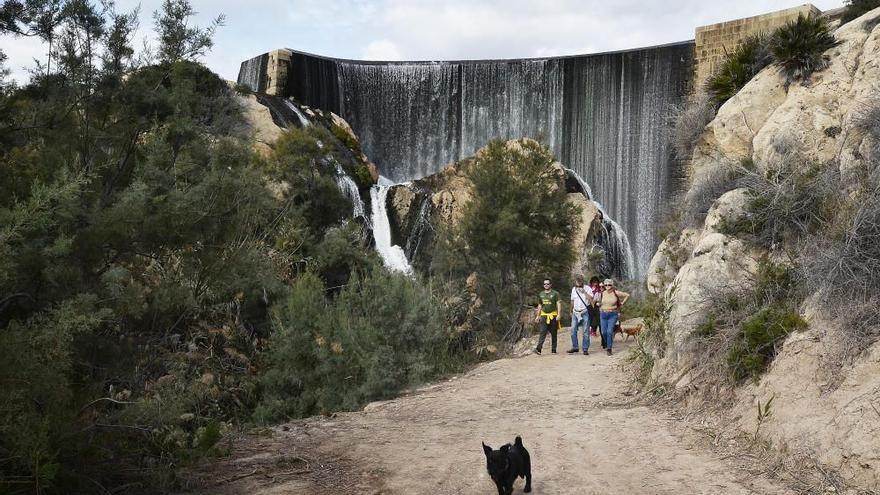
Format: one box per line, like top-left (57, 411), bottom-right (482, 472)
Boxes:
top-left (3, 0), bottom-right (843, 83)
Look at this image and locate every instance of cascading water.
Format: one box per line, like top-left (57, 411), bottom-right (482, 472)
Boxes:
top-left (333, 163), bottom-right (365, 219)
top-left (370, 179), bottom-right (414, 274)
top-left (239, 44), bottom-right (694, 278)
top-left (565, 168), bottom-right (634, 279)
top-left (403, 195), bottom-right (433, 263)
top-left (283, 99), bottom-right (311, 127)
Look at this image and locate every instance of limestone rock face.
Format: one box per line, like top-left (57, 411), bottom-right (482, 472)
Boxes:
top-left (330, 112), bottom-right (380, 182)
top-left (235, 93), bottom-right (284, 156)
top-left (704, 187), bottom-right (750, 233)
top-left (569, 193), bottom-right (602, 277)
top-left (665, 233), bottom-right (759, 366)
top-left (646, 228), bottom-right (700, 295)
top-left (734, 302), bottom-right (880, 489)
top-left (694, 68), bottom-right (788, 165)
top-left (647, 10), bottom-right (880, 490)
top-left (658, 8), bottom-right (880, 353)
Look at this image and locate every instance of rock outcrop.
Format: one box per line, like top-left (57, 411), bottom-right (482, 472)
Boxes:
top-left (386, 140), bottom-right (602, 275)
top-left (647, 9), bottom-right (880, 490)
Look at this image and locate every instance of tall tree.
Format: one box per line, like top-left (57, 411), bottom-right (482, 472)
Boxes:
top-left (153, 0), bottom-right (224, 63)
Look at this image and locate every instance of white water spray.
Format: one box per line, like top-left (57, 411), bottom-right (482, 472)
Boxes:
top-left (282, 99), bottom-right (311, 127)
top-left (370, 180), bottom-right (414, 274)
top-left (333, 163), bottom-right (365, 218)
top-left (565, 168), bottom-right (634, 279)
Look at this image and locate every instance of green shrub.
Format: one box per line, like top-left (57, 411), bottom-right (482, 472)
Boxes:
top-left (727, 306), bottom-right (807, 381)
top-left (695, 313), bottom-right (718, 337)
top-left (233, 82), bottom-right (252, 95)
top-left (706, 35), bottom-right (772, 105)
top-left (769, 15), bottom-right (840, 85)
top-left (841, 0), bottom-right (880, 24)
top-left (354, 164), bottom-right (374, 188)
top-left (254, 270), bottom-right (469, 422)
top-left (731, 150), bottom-right (840, 248)
top-left (331, 122), bottom-right (364, 159)
top-left (432, 139), bottom-right (580, 342)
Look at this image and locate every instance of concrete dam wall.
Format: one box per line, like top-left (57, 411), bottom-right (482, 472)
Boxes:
top-left (238, 43), bottom-right (695, 278)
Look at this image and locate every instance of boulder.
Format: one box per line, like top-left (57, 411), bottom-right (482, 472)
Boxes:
top-left (704, 187), bottom-right (750, 233)
top-left (235, 92), bottom-right (284, 156)
top-left (665, 233), bottom-right (760, 368)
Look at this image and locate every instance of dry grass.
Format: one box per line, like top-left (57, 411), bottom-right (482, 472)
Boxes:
top-left (678, 158), bottom-right (746, 230)
top-left (669, 95), bottom-right (717, 162)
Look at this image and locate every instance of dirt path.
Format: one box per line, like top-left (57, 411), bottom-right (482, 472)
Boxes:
top-left (191, 338), bottom-right (790, 494)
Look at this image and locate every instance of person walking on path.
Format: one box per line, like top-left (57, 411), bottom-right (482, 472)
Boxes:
top-left (587, 276), bottom-right (602, 338)
top-left (534, 278), bottom-right (562, 355)
top-left (599, 278), bottom-right (629, 355)
top-left (567, 275), bottom-right (593, 355)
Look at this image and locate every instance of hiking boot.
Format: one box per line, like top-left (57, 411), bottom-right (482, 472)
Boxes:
top-left (606, 349), bottom-right (613, 356)
top-left (533, 348), bottom-right (541, 355)
top-left (566, 349), bottom-right (579, 354)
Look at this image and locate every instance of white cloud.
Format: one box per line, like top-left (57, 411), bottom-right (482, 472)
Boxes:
top-left (361, 39), bottom-right (404, 60)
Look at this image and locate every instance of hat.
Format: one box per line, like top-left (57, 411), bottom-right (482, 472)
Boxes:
top-left (603, 278), bottom-right (614, 286)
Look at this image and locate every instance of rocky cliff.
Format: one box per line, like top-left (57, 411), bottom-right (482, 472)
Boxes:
top-left (646, 9), bottom-right (880, 490)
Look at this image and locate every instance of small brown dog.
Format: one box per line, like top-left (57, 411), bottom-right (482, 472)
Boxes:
top-left (621, 324), bottom-right (642, 341)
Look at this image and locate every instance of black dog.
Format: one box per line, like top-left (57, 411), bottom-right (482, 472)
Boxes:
top-left (482, 436), bottom-right (532, 494)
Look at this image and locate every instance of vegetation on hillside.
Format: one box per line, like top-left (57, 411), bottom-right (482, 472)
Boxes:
top-left (704, 13), bottom-right (841, 106)
top-left (769, 14), bottom-right (839, 85)
top-left (841, 0), bottom-right (880, 24)
top-left (0, 1), bottom-right (470, 492)
top-left (705, 35), bottom-right (772, 105)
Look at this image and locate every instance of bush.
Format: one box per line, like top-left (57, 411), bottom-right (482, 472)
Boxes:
top-left (841, 0), bottom-right (880, 24)
top-left (669, 94), bottom-right (717, 161)
top-left (705, 35), bottom-right (772, 105)
top-left (669, 258), bottom-right (807, 390)
top-left (678, 159), bottom-right (746, 230)
top-left (769, 15), bottom-right (840, 85)
top-left (727, 306), bottom-right (807, 381)
top-left (852, 93), bottom-right (880, 162)
top-left (254, 270), bottom-right (469, 422)
top-left (626, 283), bottom-right (675, 386)
top-left (798, 182), bottom-right (880, 357)
top-left (727, 144), bottom-right (840, 248)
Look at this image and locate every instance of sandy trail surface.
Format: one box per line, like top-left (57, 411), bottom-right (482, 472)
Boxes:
top-left (192, 337), bottom-right (789, 494)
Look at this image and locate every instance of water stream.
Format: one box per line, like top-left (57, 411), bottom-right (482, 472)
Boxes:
top-left (370, 179), bottom-right (414, 274)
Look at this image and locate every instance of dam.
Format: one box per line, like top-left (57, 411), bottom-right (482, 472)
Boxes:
top-left (237, 5), bottom-right (822, 278)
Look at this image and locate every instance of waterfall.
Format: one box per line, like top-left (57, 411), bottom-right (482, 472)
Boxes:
top-left (237, 53), bottom-right (268, 93)
top-left (282, 99), bottom-right (311, 127)
top-left (333, 163), bottom-right (365, 219)
top-left (241, 43), bottom-right (694, 278)
top-left (566, 168), bottom-right (634, 279)
top-left (404, 195), bottom-right (433, 262)
top-left (370, 181), bottom-right (414, 274)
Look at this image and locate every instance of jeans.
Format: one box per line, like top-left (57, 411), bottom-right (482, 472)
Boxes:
top-left (570, 311), bottom-right (589, 351)
top-left (600, 311), bottom-right (619, 351)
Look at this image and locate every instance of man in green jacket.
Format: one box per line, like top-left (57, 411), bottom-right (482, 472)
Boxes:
top-left (534, 278), bottom-right (563, 355)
